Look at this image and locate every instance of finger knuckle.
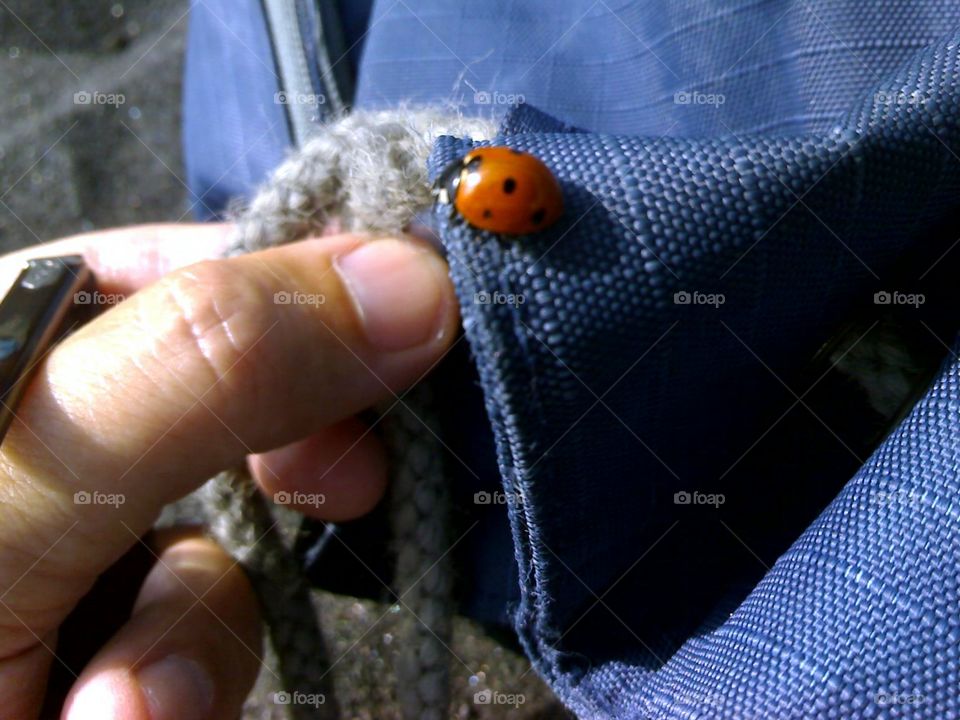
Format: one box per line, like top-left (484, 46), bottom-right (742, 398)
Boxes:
top-left (155, 260), bottom-right (274, 392)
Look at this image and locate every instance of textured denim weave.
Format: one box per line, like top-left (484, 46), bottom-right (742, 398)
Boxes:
top-left (428, 32), bottom-right (960, 720)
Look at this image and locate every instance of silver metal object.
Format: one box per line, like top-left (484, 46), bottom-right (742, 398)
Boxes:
top-left (0, 255), bottom-right (93, 443)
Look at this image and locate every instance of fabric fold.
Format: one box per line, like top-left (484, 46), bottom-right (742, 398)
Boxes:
top-left (431, 29), bottom-right (960, 719)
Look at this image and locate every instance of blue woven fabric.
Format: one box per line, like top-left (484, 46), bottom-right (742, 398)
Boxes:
top-left (182, 0), bottom-right (294, 220)
top-left (180, 1), bottom-right (960, 715)
top-left (357, 0), bottom-right (960, 137)
top-left (421, 20), bottom-right (960, 720)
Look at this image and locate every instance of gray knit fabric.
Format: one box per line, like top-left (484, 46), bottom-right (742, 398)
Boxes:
top-left (229, 108), bottom-right (496, 250)
top-left (381, 386), bottom-right (454, 720)
top-left (200, 469), bottom-right (338, 720)
top-left (173, 109), bottom-right (496, 720)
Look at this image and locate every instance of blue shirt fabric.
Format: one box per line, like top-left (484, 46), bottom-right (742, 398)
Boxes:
top-left (430, 98), bottom-right (960, 718)
top-left (355, 0), bottom-right (959, 137)
top-left (183, 2), bottom-right (960, 717)
top-left (359, 2), bottom-right (960, 717)
top-left (182, 0), bottom-right (375, 219)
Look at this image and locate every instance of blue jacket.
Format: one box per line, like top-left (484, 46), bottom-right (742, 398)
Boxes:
top-left (184, 2), bottom-right (960, 717)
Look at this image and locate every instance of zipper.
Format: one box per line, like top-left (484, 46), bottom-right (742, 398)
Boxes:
top-left (261, 0), bottom-right (353, 147)
top-left (310, 0), bottom-right (354, 114)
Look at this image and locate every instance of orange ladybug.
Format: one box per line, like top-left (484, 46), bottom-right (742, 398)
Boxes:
top-left (434, 147), bottom-right (564, 235)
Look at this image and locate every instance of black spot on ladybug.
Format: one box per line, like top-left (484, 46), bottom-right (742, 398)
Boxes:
top-left (503, 178), bottom-right (517, 194)
top-left (483, 209), bottom-right (493, 218)
top-left (509, 148), bottom-right (523, 155)
top-left (465, 156), bottom-right (483, 172)
top-left (531, 208), bottom-right (546, 225)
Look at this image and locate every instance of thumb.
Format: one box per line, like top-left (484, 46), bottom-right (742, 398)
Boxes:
top-left (0, 232), bottom-right (458, 711)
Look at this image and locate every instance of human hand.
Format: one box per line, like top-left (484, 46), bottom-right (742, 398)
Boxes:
top-left (0, 224), bottom-right (458, 719)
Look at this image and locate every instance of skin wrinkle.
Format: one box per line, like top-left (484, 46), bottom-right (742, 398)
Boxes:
top-left (224, 258), bottom-right (310, 444)
top-left (0, 575), bottom-right (83, 635)
top-left (0, 439), bottom-right (100, 552)
top-left (18, 317), bottom-right (170, 475)
top-left (148, 261), bottom-right (297, 462)
top-left (128, 300), bottom-right (189, 422)
top-left (0, 490), bottom-right (154, 623)
top-left (0, 497), bottom-right (77, 578)
top-left (0, 632), bottom-right (55, 669)
top-left (0, 632), bottom-right (56, 720)
top-left (160, 263), bottom-right (257, 402)
top-left (0, 551), bottom-right (90, 657)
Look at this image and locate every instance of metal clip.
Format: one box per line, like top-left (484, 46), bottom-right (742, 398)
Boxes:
top-left (0, 255), bottom-right (93, 443)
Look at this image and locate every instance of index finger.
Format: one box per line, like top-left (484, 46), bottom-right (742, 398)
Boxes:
top-left (0, 223), bottom-right (234, 299)
top-left (0, 231), bottom-right (457, 668)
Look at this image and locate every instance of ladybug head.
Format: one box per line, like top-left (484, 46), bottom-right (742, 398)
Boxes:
top-left (433, 156), bottom-right (468, 206)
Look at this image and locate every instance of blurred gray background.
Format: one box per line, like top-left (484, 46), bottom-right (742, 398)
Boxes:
top-left (0, 1), bottom-right (189, 253)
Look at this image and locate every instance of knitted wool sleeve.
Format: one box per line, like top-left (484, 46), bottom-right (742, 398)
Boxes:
top-left (173, 109), bottom-right (496, 720)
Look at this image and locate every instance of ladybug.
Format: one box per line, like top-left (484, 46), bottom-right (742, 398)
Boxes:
top-left (434, 147), bottom-right (564, 235)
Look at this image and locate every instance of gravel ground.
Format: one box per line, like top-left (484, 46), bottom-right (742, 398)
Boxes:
top-left (0, 1), bottom-right (193, 250)
top-left (0, 2), bottom-right (569, 717)
top-left (314, 595), bottom-right (571, 720)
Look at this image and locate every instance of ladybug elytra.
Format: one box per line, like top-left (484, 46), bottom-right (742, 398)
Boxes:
top-left (434, 147), bottom-right (564, 235)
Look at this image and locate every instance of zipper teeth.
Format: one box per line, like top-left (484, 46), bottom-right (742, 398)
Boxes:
top-left (312, 0), bottom-right (353, 115)
top-left (262, 0), bottom-right (323, 146)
